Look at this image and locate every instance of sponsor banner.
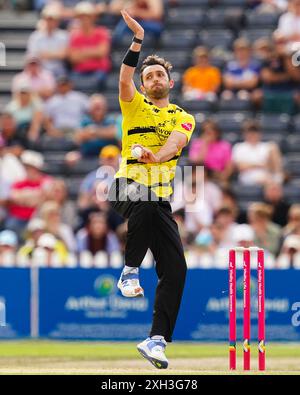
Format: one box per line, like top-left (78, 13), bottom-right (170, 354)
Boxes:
top-left (38, 269), bottom-right (157, 339)
top-left (175, 269), bottom-right (300, 342)
top-left (0, 269), bottom-right (30, 338)
top-left (1, 268), bottom-right (299, 341)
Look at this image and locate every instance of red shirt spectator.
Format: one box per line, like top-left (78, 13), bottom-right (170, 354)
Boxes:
top-left (68, 2), bottom-right (111, 73)
top-left (7, 151), bottom-right (53, 236)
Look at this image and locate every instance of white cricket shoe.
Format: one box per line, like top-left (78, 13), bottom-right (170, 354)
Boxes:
top-left (137, 337), bottom-right (168, 369)
top-left (117, 270), bottom-right (144, 298)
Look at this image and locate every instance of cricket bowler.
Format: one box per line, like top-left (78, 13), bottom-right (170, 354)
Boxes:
top-left (108, 9), bottom-right (195, 369)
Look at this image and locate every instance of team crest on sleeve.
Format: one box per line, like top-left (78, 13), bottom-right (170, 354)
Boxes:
top-left (181, 123), bottom-right (193, 131)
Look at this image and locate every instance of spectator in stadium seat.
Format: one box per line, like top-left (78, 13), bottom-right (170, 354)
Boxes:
top-left (213, 206), bottom-right (239, 247)
top-left (6, 150), bottom-right (53, 238)
top-left (276, 0), bottom-right (300, 47)
top-left (78, 145), bottom-right (121, 209)
top-left (252, 33), bottom-right (300, 112)
top-left (254, 0), bottom-right (288, 13)
top-left (44, 178), bottom-right (78, 229)
top-left (188, 119), bottom-right (233, 184)
top-left (222, 38), bottom-right (260, 100)
top-left (76, 211), bottom-right (120, 256)
top-left (110, 0), bottom-right (164, 42)
top-left (0, 230), bottom-right (18, 267)
top-left (12, 55), bottom-right (56, 100)
top-left (38, 200), bottom-right (77, 253)
top-left (171, 167), bottom-right (223, 239)
top-left (44, 75), bottom-right (89, 139)
top-left (39, 0), bottom-right (108, 20)
top-left (18, 218), bottom-right (46, 259)
top-left (27, 6), bottom-right (69, 78)
top-left (33, 232), bottom-right (69, 267)
top-left (73, 94), bottom-right (120, 157)
top-left (77, 145), bottom-right (124, 231)
top-left (277, 234), bottom-right (300, 268)
top-left (68, 2), bottom-right (111, 92)
top-left (182, 46), bottom-right (221, 101)
top-left (248, 202), bottom-right (282, 256)
top-left (0, 113), bottom-right (26, 156)
top-left (6, 80), bottom-right (43, 143)
top-left (253, 38), bottom-right (274, 63)
top-left (232, 120), bottom-right (284, 186)
top-left (283, 204), bottom-right (300, 237)
top-left (263, 181), bottom-right (290, 227)
top-left (0, 118), bottom-right (26, 184)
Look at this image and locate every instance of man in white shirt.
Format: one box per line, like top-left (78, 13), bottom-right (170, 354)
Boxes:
top-left (44, 75), bottom-right (89, 139)
top-left (27, 6), bottom-right (69, 78)
top-left (276, 0), bottom-right (300, 47)
top-left (232, 120), bottom-right (283, 185)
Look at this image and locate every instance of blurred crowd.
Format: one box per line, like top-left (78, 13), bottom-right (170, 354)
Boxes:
top-left (0, 0), bottom-right (300, 268)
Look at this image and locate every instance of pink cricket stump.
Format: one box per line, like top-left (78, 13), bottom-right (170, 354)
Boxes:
top-left (257, 249), bottom-right (266, 371)
top-left (243, 249), bottom-right (251, 371)
top-left (229, 249), bottom-right (236, 370)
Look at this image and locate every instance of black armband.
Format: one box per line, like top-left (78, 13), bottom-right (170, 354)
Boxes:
top-left (122, 49), bottom-right (140, 68)
top-left (132, 36), bottom-right (143, 44)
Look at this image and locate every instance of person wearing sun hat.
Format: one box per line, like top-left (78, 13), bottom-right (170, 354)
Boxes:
top-left (27, 5), bottom-right (69, 78)
top-left (6, 79), bottom-right (43, 142)
top-left (5, 150), bottom-right (53, 237)
top-left (68, 1), bottom-right (111, 92)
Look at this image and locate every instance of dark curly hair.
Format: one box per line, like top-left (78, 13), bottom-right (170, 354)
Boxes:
top-left (140, 54), bottom-right (173, 84)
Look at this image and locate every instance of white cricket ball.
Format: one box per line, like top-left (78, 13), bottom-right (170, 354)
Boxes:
top-left (131, 146), bottom-right (143, 159)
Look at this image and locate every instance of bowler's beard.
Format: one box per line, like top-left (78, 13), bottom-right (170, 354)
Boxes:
top-left (146, 84), bottom-right (170, 100)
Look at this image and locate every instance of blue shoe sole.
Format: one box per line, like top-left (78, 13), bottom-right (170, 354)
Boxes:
top-left (137, 346), bottom-right (168, 369)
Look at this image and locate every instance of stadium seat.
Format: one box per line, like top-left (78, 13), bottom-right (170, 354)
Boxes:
top-left (206, 8), bottom-right (245, 30)
top-left (218, 98), bottom-right (252, 112)
top-left (179, 99), bottom-right (215, 113)
top-left (286, 154), bottom-right (300, 177)
top-left (261, 133), bottom-right (285, 151)
top-left (114, 34), bottom-right (157, 49)
top-left (214, 0), bottom-right (248, 6)
top-left (285, 135), bottom-right (300, 153)
top-left (37, 138), bottom-right (77, 152)
top-left (160, 30), bottom-right (197, 49)
top-left (105, 93), bottom-right (121, 112)
top-left (64, 158), bottom-right (99, 176)
top-left (0, 11), bottom-right (38, 30)
top-left (239, 29), bottom-right (273, 43)
top-left (232, 183), bottom-right (264, 201)
top-left (65, 177), bottom-right (84, 200)
top-left (257, 114), bottom-right (290, 133)
top-left (284, 183), bottom-right (300, 204)
top-left (175, 0), bottom-right (209, 6)
top-left (5, 51), bottom-right (25, 71)
top-left (43, 162), bottom-right (64, 176)
top-left (154, 50), bottom-right (191, 70)
top-left (165, 8), bottom-right (204, 28)
top-left (223, 132), bottom-right (239, 144)
top-left (0, 79), bottom-right (12, 95)
top-left (198, 30), bottom-right (234, 50)
top-left (0, 95), bottom-right (11, 108)
top-left (292, 114), bottom-right (300, 133)
top-left (246, 10), bottom-right (280, 29)
top-left (213, 112), bottom-right (250, 132)
top-left (0, 32), bottom-right (30, 50)
top-left (105, 73), bottom-right (119, 92)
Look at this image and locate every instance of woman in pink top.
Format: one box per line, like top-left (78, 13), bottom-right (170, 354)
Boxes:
top-left (189, 119), bottom-right (233, 183)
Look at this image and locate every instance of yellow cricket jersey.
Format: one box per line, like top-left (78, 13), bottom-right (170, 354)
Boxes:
top-left (115, 90), bottom-right (195, 198)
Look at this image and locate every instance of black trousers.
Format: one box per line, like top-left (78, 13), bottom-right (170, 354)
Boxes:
top-left (108, 178), bottom-right (187, 342)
